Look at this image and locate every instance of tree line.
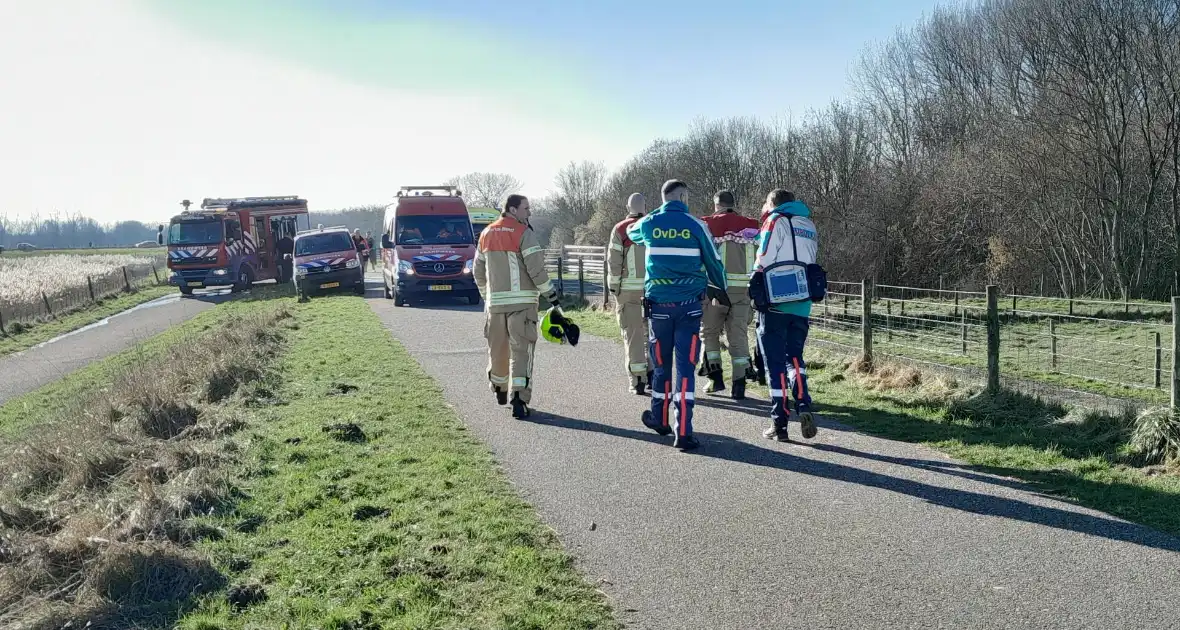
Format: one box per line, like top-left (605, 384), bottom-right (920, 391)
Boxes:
top-left (533, 0), bottom-right (1180, 301)
top-left (0, 215), bottom-right (157, 250)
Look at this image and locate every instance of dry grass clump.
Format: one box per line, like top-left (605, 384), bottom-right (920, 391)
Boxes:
top-left (0, 307), bottom-right (288, 628)
top-left (844, 355), bottom-right (924, 391)
top-left (1131, 407), bottom-right (1180, 465)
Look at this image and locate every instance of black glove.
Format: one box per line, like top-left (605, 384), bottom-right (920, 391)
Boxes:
top-left (706, 285), bottom-right (731, 307)
top-left (544, 291), bottom-right (561, 309)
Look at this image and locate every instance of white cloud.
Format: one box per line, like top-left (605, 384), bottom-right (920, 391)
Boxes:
top-left (0, 1), bottom-right (643, 224)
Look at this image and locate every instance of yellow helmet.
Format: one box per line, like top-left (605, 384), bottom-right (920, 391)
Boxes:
top-left (540, 308), bottom-right (580, 346)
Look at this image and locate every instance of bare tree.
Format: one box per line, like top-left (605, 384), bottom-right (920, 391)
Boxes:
top-left (444, 172), bottom-right (524, 209)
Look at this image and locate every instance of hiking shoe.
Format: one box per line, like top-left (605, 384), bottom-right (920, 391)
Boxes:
top-left (763, 425), bottom-right (791, 442)
top-left (641, 410), bottom-right (672, 436)
top-left (495, 389), bottom-right (508, 406)
top-left (706, 375), bottom-right (726, 394)
top-left (673, 434), bottom-right (700, 451)
top-left (744, 367), bottom-right (759, 382)
top-left (511, 394), bottom-right (530, 419)
top-left (798, 411), bottom-right (817, 439)
top-left (731, 378), bottom-right (746, 401)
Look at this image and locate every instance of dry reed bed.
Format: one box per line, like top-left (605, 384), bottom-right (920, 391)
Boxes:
top-left (0, 305), bottom-right (291, 629)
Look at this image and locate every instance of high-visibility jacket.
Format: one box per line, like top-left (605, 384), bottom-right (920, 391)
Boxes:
top-left (474, 214), bottom-right (557, 313)
top-left (606, 213), bottom-right (646, 295)
top-left (701, 210), bottom-right (760, 294)
top-left (627, 200), bottom-right (727, 303)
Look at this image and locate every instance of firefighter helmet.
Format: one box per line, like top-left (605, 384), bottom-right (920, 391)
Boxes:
top-left (541, 308), bottom-right (580, 346)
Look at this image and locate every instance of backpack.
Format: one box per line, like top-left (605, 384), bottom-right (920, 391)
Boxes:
top-left (749, 213), bottom-right (826, 313)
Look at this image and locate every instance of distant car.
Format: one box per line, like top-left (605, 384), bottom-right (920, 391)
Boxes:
top-left (135, 240), bottom-right (160, 248)
top-left (16, 243), bottom-right (37, 252)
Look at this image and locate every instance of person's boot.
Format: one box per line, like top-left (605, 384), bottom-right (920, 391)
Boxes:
top-left (641, 410), bottom-right (672, 436)
top-left (745, 366), bottom-right (759, 383)
top-left (731, 378), bottom-right (746, 401)
top-left (673, 434), bottom-right (700, 451)
top-left (706, 369), bottom-right (726, 394)
top-left (632, 376), bottom-right (646, 396)
top-left (798, 410), bottom-right (818, 439)
top-left (510, 393), bottom-right (530, 419)
top-left (763, 418), bottom-right (791, 442)
top-left (494, 387), bottom-right (508, 406)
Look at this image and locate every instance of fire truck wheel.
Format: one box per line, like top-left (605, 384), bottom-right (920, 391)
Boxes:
top-left (179, 285), bottom-right (193, 296)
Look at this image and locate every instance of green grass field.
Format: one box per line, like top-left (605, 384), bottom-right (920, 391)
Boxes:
top-left (567, 305), bottom-right (1180, 537)
top-left (177, 295), bottom-right (617, 628)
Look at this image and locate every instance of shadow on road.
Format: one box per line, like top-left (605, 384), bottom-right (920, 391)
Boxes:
top-left (520, 411), bottom-right (1180, 553)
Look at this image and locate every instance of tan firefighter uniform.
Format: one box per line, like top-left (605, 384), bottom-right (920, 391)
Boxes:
top-left (473, 214), bottom-right (558, 404)
top-left (607, 208), bottom-right (649, 385)
top-left (700, 210), bottom-right (761, 377)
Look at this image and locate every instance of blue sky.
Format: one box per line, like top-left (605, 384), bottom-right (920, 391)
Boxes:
top-left (1, 1), bottom-right (947, 223)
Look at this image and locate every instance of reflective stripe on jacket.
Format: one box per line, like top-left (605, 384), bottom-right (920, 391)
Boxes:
top-left (474, 215), bottom-right (556, 313)
top-left (607, 214), bottom-right (647, 294)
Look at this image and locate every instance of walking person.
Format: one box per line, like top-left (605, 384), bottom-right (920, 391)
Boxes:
top-left (607, 192), bottom-right (651, 395)
top-left (473, 194), bottom-right (562, 419)
top-left (352, 229), bottom-right (368, 268)
top-left (699, 190), bottom-right (761, 399)
top-left (754, 189), bottom-right (821, 442)
top-left (628, 180), bottom-right (728, 451)
top-left (365, 231), bottom-right (377, 270)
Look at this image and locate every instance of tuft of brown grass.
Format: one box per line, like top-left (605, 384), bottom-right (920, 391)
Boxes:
top-left (1131, 407), bottom-right (1180, 465)
top-left (0, 306), bottom-right (288, 628)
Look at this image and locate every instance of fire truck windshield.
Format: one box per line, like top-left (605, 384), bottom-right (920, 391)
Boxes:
top-left (295, 232), bottom-right (355, 256)
top-left (168, 220), bottom-right (223, 246)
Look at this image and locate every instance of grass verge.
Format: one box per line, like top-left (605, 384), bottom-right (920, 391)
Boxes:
top-left (567, 305), bottom-right (1180, 537)
top-left (0, 285), bottom-right (174, 358)
top-left (0, 301), bottom-right (291, 628)
top-left (0, 285), bottom-right (290, 441)
top-left (176, 295), bottom-right (617, 628)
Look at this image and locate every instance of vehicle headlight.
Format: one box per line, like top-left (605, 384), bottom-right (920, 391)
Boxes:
top-left (296, 266), bottom-right (309, 277)
top-left (463, 259), bottom-right (474, 274)
top-left (398, 260), bottom-right (414, 275)
top-left (212, 268), bottom-right (229, 276)
top-left (346, 258), bottom-right (360, 269)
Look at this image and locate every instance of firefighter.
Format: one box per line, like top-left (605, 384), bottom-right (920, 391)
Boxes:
top-left (628, 179), bottom-right (728, 451)
top-left (699, 190), bottom-right (761, 399)
top-left (607, 192), bottom-right (651, 395)
top-left (473, 194), bottom-right (561, 419)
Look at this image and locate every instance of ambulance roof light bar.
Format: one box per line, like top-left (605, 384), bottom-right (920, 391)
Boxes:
top-left (396, 186), bottom-right (462, 198)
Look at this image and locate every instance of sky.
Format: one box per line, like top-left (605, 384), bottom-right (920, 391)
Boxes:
top-left (0, 0), bottom-right (946, 225)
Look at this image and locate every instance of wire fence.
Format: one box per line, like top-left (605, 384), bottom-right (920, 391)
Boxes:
top-left (545, 246), bottom-right (608, 305)
top-left (0, 260), bottom-right (165, 334)
top-left (811, 281), bottom-right (1178, 409)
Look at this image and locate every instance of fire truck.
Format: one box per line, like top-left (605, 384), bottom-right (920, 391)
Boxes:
top-left (158, 196), bottom-right (310, 295)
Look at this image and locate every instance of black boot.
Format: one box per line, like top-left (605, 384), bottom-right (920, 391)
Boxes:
top-left (731, 378), bottom-right (746, 401)
top-left (706, 369), bottom-right (726, 394)
top-left (495, 388), bottom-right (508, 406)
top-left (510, 393), bottom-right (530, 419)
top-left (641, 410), bottom-right (672, 436)
top-left (632, 376), bottom-right (647, 395)
top-left (673, 434), bottom-right (700, 451)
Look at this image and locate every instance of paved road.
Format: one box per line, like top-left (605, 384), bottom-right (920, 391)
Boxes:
top-left (0, 289), bottom-right (233, 405)
top-left (370, 292), bottom-right (1180, 630)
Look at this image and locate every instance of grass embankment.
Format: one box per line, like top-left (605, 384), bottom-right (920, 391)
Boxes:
top-left (1, 289), bottom-right (617, 628)
top-left (0, 285), bottom-right (174, 358)
top-left (567, 305), bottom-right (1180, 537)
top-left (179, 296), bottom-right (616, 629)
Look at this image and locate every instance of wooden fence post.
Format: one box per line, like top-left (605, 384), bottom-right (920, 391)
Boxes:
top-left (87, 276), bottom-right (96, 302)
top-left (986, 285), bottom-right (1000, 394)
top-left (1011, 294), bottom-right (1017, 321)
top-left (938, 274), bottom-right (944, 300)
top-left (954, 292), bottom-right (959, 319)
top-left (886, 299), bottom-right (892, 342)
top-left (843, 294), bottom-right (848, 316)
top-left (862, 279), bottom-right (873, 366)
top-left (1039, 273), bottom-right (1044, 297)
top-left (151, 262), bottom-right (160, 284)
top-left (1172, 297), bottom-right (1179, 411)
top-left (577, 258), bottom-right (585, 303)
top-left (1068, 287), bottom-right (1074, 316)
top-left (122, 266), bottom-right (132, 292)
top-left (1154, 331), bottom-right (1162, 389)
top-left (1050, 320), bottom-right (1058, 370)
top-left (42, 292), bottom-right (55, 319)
top-left (556, 257), bottom-right (565, 298)
top-left (0, 309), bottom-right (6, 336)
top-left (960, 310), bottom-right (968, 355)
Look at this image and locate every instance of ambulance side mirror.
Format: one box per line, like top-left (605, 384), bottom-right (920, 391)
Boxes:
top-left (156, 225), bottom-right (164, 246)
top-left (382, 234), bottom-right (392, 248)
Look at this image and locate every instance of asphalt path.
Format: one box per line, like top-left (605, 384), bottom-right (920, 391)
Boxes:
top-left (0, 288), bottom-right (233, 405)
top-left (369, 284), bottom-right (1180, 630)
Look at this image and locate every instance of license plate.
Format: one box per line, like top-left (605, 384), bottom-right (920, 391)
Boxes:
top-left (319, 282), bottom-right (340, 289)
top-left (187, 282), bottom-right (203, 287)
top-left (428, 285), bottom-right (452, 291)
